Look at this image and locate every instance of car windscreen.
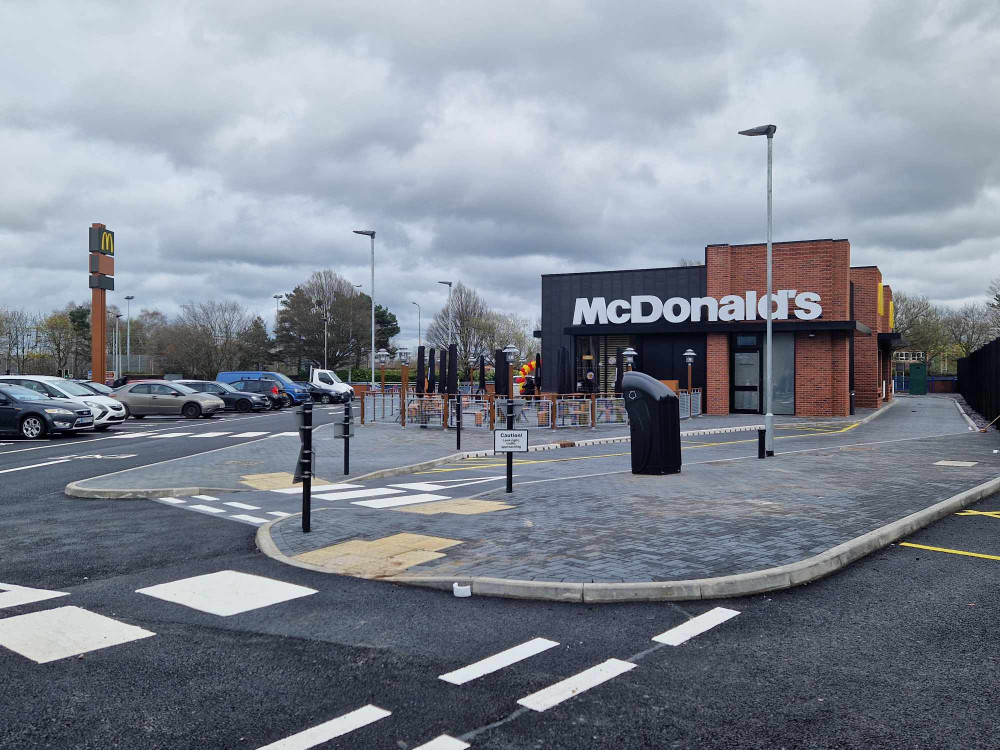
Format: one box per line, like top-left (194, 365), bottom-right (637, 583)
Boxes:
top-left (82, 382), bottom-right (113, 394)
top-left (170, 382), bottom-right (197, 394)
top-left (56, 380), bottom-right (99, 397)
top-left (318, 372), bottom-right (342, 384)
top-left (212, 381), bottom-right (238, 393)
top-left (267, 372), bottom-right (297, 387)
top-left (0, 384), bottom-right (47, 401)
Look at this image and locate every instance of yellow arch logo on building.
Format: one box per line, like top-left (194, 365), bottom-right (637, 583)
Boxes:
top-left (101, 231), bottom-right (114, 255)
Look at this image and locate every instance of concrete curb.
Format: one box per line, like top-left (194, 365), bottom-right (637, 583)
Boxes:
top-left (255, 475), bottom-right (1000, 602)
top-left (953, 398), bottom-right (978, 431)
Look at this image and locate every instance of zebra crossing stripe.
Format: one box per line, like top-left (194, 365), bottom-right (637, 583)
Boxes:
top-left (253, 705), bottom-right (391, 749)
top-left (517, 658), bottom-right (636, 712)
top-left (439, 637), bottom-right (559, 685)
top-left (652, 607), bottom-right (740, 646)
top-left (231, 514), bottom-right (269, 524)
top-left (412, 736), bottom-right (469, 750)
top-left (192, 432), bottom-right (231, 438)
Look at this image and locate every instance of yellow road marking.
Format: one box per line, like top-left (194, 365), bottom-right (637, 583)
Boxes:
top-left (956, 510), bottom-right (1000, 519)
top-left (899, 542), bottom-right (1000, 561)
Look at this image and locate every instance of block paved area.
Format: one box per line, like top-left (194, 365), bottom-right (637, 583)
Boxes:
top-left (265, 396), bottom-right (1000, 583)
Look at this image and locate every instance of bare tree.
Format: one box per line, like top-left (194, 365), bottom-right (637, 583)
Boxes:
top-left (426, 282), bottom-right (492, 366)
top-left (892, 292), bottom-right (950, 369)
top-left (479, 311), bottom-right (537, 365)
top-left (39, 312), bottom-right (74, 373)
top-left (941, 302), bottom-right (994, 356)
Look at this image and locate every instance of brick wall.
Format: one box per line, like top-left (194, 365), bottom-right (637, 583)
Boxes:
top-left (850, 267), bottom-right (881, 409)
top-left (706, 334), bottom-right (729, 414)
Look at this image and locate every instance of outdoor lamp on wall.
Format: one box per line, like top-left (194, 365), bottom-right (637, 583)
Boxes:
top-left (622, 346), bottom-right (637, 371)
top-left (396, 347), bottom-right (410, 366)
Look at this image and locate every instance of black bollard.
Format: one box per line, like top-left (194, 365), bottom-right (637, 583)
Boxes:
top-left (758, 428), bottom-right (766, 459)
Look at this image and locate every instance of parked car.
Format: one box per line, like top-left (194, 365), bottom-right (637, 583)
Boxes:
top-left (294, 381), bottom-right (331, 404)
top-left (0, 383), bottom-right (95, 438)
top-left (72, 380), bottom-right (115, 396)
top-left (0, 375), bottom-right (126, 431)
top-left (175, 380), bottom-right (269, 413)
top-left (111, 380), bottom-right (225, 419)
top-left (216, 371), bottom-right (310, 407)
top-left (228, 378), bottom-right (284, 410)
top-left (307, 368), bottom-right (354, 404)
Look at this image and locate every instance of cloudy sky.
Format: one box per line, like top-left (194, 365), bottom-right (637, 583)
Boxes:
top-left (2, 0), bottom-right (998, 348)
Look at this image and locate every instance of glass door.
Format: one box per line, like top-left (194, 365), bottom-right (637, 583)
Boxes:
top-left (731, 334), bottom-right (761, 413)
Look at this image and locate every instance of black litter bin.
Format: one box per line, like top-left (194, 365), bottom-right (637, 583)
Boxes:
top-left (622, 371), bottom-right (682, 475)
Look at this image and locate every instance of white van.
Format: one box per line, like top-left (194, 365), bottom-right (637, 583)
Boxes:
top-left (0, 375), bottom-right (127, 430)
top-left (308, 368), bottom-right (354, 404)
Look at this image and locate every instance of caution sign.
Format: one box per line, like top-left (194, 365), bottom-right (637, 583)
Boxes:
top-left (494, 429), bottom-right (528, 453)
top-left (89, 227), bottom-right (115, 256)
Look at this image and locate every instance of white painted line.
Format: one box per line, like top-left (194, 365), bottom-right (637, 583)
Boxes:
top-left (353, 493), bottom-right (451, 509)
top-left (412, 736), bottom-right (470, 750)
top-left (224, 502), bottom-right (261, 510)
top-left (253, 704), bottom-right (391, 749)
top-left (272, 431), bottom-right (299, 437)
top-left (0, 459), bottom-right (72, 474)
top-left (267, 511), bottom-right (292, 517)
top-left (517, 658), bottom-right (636, 712)
top-left (148, 432), bottom-right (193, 438)
top-left (157, 497), bottom-right (186, 505)
top-left (0, 606), bottom-right (155, 663)
top-left (934, 460), bottom-right (978, 467)
top-left (0, 583), bottom-right (69, 611)
top-left (388, 482), bottom-right (448, 491)
top-left (192, 432), bottom-right (232, 438)
top-left (313, 487), bottom-right (406, 501)
top-left (187, 504), bottom-right (226, 514)
top-left (272, 483), bottom-right (363, 494)
top-left (192, 494), bottom-right (219, 501)
top-left (109, 432), bottom-right (155, 438)
top-left (231, 514), bottom-right (269, 524)
top-left (652, 607), bottom-right (741, 646)
top-left (229, 432), bottom-right (269, 438)
top-left (136, 570), bottom-right (317, 616)
top-left (439, 637), bottom-right (559, 685)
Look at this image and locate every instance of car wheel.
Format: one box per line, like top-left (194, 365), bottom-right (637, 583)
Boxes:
top-left (236, 399), bottom-right (252, 413)
top-left (20, 415), bottom-right (46, 439)
top-left (281, 393), bottom-right (293, 408)
top-left (94, 425), bottom-right (111, 432)
top-left (320, 393), bottom-right (332, 404)
top-left (182, 402), bottom-right (201, 419)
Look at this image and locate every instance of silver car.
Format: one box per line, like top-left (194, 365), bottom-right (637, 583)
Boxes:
top-left (112, 380), bottom-right (226, 420)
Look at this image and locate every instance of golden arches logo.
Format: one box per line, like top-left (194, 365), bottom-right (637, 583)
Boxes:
top-left (101, 231), bottom-right (114, 255)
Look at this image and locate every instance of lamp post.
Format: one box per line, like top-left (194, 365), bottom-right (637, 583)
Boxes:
top-left (397, 347), bottom-right (410, 427)
top-left (313, 298), bottom-right (329, 370)
top-left (411, 301), bottom-right (421, 349)
top-left (123, 295), bottom-right (134, 373)
top-left (438, 281), bottom-right (453, 346)
top-left (739, 123), bottom-right (777, 456)
top-left (503, 344), bottom-right (519, 493)
top-left (375, 348), bottom-right (390, 392)
top-left (348, 283), bottom-right (362, 383)
top-left (682, 349), bottom-right (696, 394)
top-left (273, 294), bottom-right (282, 335)
top-left (622, 346), bottom-right (637, 372)
top-left (353, 230), bottom-right (376, 392)
top-left (114, 313), bottom-right (123, 377)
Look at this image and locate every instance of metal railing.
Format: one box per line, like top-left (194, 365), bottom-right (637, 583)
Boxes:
top-left (449, 396), bottom-right (492, 428)
top-left (404, 394), bottom-right (445, 428)
top-left (362, 393), bottom-right (401, 423)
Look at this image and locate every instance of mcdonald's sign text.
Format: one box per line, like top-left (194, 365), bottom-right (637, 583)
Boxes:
top-left (89, 227), bottom-right (115, 256)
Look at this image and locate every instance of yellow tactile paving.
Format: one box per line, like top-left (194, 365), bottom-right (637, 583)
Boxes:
top-left (292, 533), bottom-right (463, 577)
top-left (394, 498), bottom-right (514, 515)
top-left (239, 472), bottom-right (336, 490)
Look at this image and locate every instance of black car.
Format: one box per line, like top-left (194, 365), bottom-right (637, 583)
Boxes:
top-left (294, 381), bottom-right (335, 404)
top-left (0, 383), bottom-right (95, 438)
top-left (230, 378), bottom-right (285, 409)
top-left (175, 380), bottom-right (270, 413)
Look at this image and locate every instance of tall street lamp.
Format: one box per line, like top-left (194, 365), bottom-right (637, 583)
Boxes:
top-left (124, 295), bottom-right (134, 373)
top-left (411, 301), bottom-right (421, 349)
top-left (347, 283), bottom-right (362, 383)
top-left (438, 280), bottom-right (453, 346)
top-left (273, 294), bottom-right (282, 333)
top-left (313, 299), bottom-right (329, 370)
top-left (739, 123), bottom-right (777, 457)
top-left (353, 230), bottom-right (376, 391)
top-left (114, 313), bottom-right (123, 377)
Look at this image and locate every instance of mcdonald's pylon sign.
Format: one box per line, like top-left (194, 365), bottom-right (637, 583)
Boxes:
top-left (89, 227), bottom-right (115, 256)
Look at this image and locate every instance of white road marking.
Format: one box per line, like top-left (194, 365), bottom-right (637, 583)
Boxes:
top-left (0, 583), bottom-right (69, 611)
top-left (934, 460), bottom-right (978, 467)
top-left (109, 432), bottom-right (155, 438)
top-left (192, 432), bottom-right (231, 438)
top-left (516, 658), bottom-right (636, 712)
top-left (352, 493), bottom-right (451, 509)
top-left (313, 487), bottom-right (406, 501)
top-left (148, 432), bottom-right (192, 438)
top-left (192, 494), bottom-right (218, 501)
top-left (253, 705), bottom-right (391, 749)
top-left (412, 736), bottom-right (470, 750)
top-left (388, 482), bottom-right (449, 491)
top-left (267, 511), bottom-right (292, 517)
top-left (231, 514), bottom-right (269, 524)
top-left (187, 504), bottom-right (226, 514)
top-left (439, 637), bottom-right (559, 685)
top-left (272, 431), bottom-right (299, 437)
top-left (230, 432), bottom-right (269, 438)
top-left (224, 502), bottom-right (261, 510)
top-left (136, 570), bottom-right (317, 616)
top-left (0, 459), bottom-right (72, 474)
top-left (0, 606), bottom-right (155, 664)
top-left (156, 497), bottom-right (186, 505)
top-left (652, 607), bottom-right (741, 646)
top-left (272, 483), bottom-right (362, 494)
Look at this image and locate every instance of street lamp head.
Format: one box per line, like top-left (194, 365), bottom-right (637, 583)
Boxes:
top-left (353, 230), bottom-right (375, 237)
top-left (503, 344), bottom-right (519, 364)
top-left (622, 346), bottom-right (637, 365)
top-left (683, 348), bottom-right (697, 365)
top-left (438, 280), bottom-right (452, 288)
top-left (124, 295), bottom-right (134, 301)
top-left (738, 124), bottom-right (777, 138)
top-left (397, 347), bottom-right (410, 365)
top-left (273, 294), bottom-right (281, 300)
top-left (375, 348), bottom-right (390, 366)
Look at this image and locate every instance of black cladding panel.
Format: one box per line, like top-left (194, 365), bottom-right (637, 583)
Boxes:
top-left (540, 266), bottom-right (707, 392)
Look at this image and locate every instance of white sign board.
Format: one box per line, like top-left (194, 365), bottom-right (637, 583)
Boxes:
top-left (494, 429), bottom-right (529, 453)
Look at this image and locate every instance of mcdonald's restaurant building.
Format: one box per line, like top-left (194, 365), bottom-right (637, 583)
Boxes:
top-left (539, 239), bottom-right (900, 417)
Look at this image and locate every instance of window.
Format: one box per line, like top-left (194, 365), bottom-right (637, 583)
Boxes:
top-left (151, 384), bottom-right (178, 396)
top-left (130, 384), bottom-right (151, 394)
top-left (20, 381), bottom-right (49, 395)
top-left (318, 373), bottom-right (334, 385)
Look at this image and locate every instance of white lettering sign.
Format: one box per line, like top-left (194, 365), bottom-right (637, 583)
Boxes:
top-left (572, 291), bottom-right (822, 325)
top-left (494, 429), bottom-right (529, 453)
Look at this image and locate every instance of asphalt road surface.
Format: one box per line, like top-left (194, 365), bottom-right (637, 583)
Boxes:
top-left (1, 406), bottom-right (998, 749)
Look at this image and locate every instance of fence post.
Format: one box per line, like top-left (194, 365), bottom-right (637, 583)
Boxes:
top-left (360, 394), bottom-right (365, 425)
top-left (590, 394), bottom-right (596, 430)
top-left (489, 394), bottom-right (495, 430)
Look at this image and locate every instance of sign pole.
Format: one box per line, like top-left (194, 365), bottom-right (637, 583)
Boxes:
top-left (456, 394), bottom-right (462, 451)
top-left (294, 401), bottom-right (313, 533)
top-left (506, 398), bottom-right (514, 492)
top-left (344, 399), bottom-right (351, 475)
